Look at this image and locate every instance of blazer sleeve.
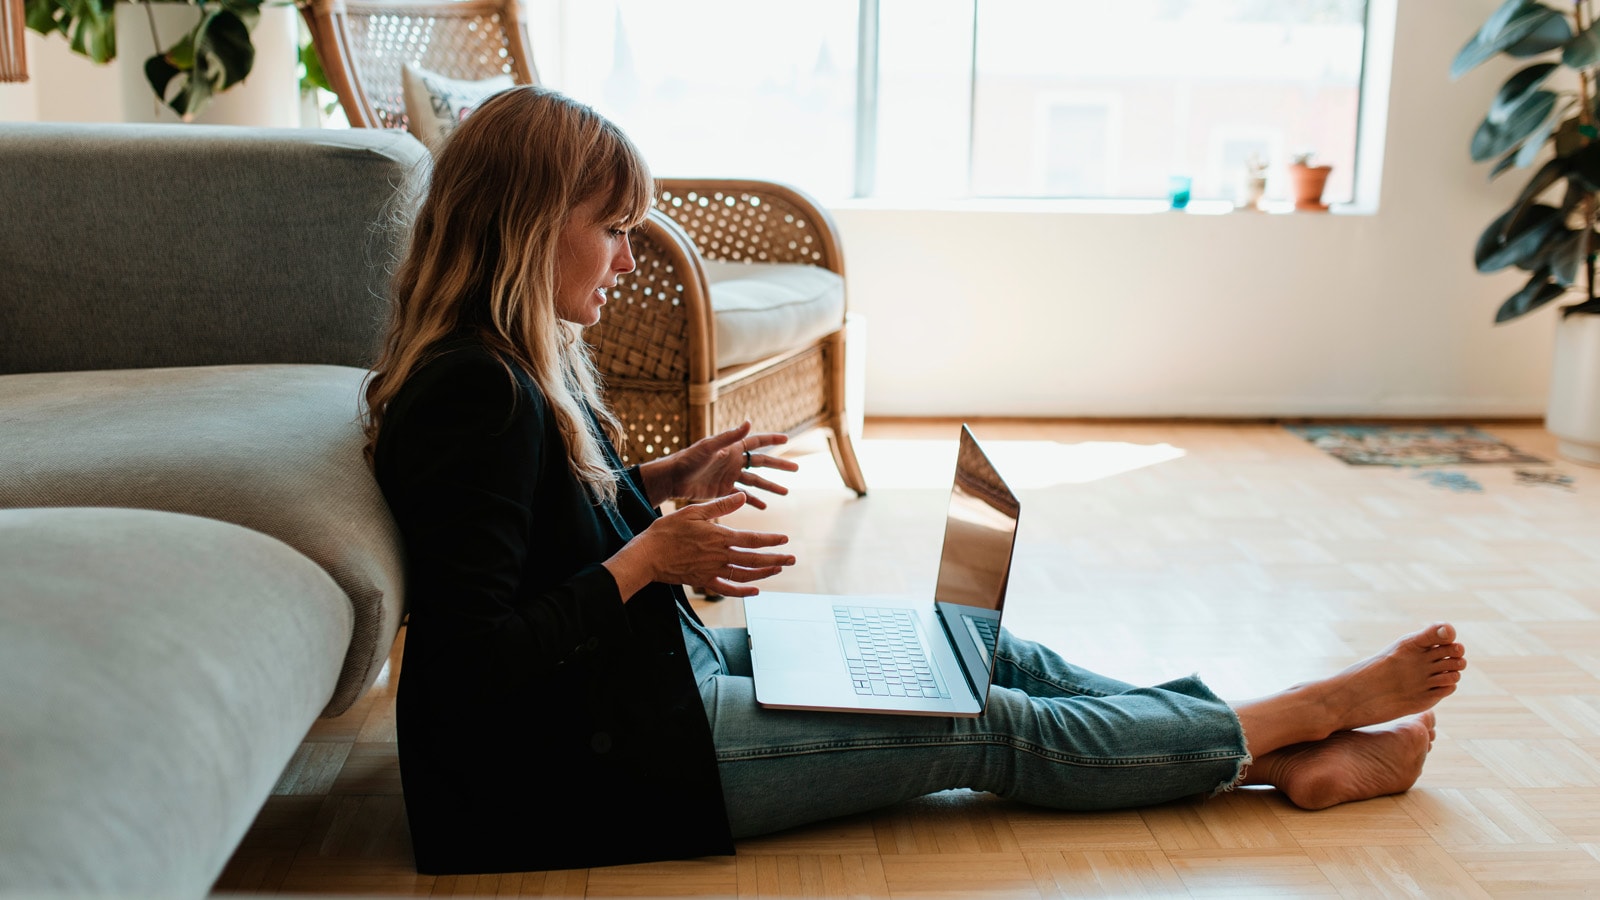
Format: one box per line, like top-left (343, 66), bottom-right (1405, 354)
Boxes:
top-left (379, 352), bottom-right (631, 667)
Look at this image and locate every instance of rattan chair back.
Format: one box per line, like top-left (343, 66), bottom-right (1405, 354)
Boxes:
top-left (302, 0), bottom-right (538, 131)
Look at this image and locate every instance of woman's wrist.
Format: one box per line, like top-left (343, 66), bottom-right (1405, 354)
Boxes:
top-left (635, 456), bottom-right (677, 506)
top-left (602, 536), bottom-right (657, 602)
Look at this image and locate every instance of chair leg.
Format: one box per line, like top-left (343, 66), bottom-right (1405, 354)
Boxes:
top-left (825, 421), bottom-right (869, 497)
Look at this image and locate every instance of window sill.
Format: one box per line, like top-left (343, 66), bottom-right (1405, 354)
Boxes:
top-left (825, 197), bottom-right (1375, 217)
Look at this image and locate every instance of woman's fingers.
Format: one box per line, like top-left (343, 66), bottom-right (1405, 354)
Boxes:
top-left (687, 491), bottom-right (749, 518)
top-left (736, 471), bottom-right (792, 497)
top-left (746, 430), bottom-right (789, 452)
top-left (703, 422), bottom-right (753, 454)
top-left (718, 563), bottom-right (788, 583)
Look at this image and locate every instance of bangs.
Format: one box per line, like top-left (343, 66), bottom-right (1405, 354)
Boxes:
top-left (593, 125), bottom-right (654, 230)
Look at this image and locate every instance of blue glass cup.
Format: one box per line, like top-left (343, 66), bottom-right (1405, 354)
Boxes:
top-left (1167, 175), bottom-right (1192, 210)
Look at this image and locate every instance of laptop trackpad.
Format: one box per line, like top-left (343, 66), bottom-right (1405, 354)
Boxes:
top-left (750, 620), bottom-right (841, 675)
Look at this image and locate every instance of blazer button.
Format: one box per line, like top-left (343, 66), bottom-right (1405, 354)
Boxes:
top-left (584, 638), bottom-right (601, 651)
top-left (591, 731), bottom-right (613, 753)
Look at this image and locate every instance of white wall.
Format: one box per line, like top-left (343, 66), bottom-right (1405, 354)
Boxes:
top-left (3, 0), bottom-right (1552, 418)
top-left (1, 29), bottom-right (119, 122)
top-left (832, 0), bottom-right (1551, 418)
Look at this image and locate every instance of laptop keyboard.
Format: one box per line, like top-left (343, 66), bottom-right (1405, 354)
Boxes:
top-left (832, 606), bottom-right (949, 699)
top-left (962, 614), bottom-right (1000, 670)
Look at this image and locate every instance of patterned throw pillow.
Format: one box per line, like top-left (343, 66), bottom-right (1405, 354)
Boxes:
top-left (400, 62), bottom-right (514, 149)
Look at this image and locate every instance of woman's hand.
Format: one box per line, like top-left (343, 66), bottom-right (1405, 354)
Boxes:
top-left (603, 492), bottom-right (795, 599)
top-left (640, 421), bottom-right (799, 509)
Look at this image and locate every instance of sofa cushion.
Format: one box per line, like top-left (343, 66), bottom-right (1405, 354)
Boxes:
top-left (0, 507), bottom-right (352, 897)
top-left (0, 364), bottom-right (403, 716)
top-left (702, 259), bottom-right (846, 369)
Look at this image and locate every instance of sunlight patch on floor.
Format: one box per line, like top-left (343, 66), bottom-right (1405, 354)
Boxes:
top-left (785, 437), bottom-right (1188, 491)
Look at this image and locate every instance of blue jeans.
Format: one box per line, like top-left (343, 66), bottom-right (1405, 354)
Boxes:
top-left (685, 623), bottom-right (1250, 838)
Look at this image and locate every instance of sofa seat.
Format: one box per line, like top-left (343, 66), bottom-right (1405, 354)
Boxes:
top-left (0, 507), bottom-right (352, 896)
top-left (703, 259), bottom-right (845, 368)
top-left (0, 363), bottom-right (404, 716)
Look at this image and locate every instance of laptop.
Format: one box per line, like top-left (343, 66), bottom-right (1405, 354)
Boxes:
top-left (744, 425), bottom-right (1020, 717)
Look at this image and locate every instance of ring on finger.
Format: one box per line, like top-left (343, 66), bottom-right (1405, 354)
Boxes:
top-left (743, 449), bottom-right (753, 469)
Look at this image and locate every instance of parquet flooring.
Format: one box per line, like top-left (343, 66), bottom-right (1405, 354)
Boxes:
top-left (213, 420), bottom-right (1600, 898)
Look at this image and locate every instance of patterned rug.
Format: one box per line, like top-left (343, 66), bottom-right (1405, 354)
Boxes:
top-left (1285, 425), bottom-right (1546, 467)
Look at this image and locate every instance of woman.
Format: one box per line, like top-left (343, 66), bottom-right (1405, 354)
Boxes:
top-left (366, 87), bottom-right (1467, 876)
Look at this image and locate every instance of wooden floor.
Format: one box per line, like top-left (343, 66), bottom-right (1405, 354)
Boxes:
top-left (214, 420), bottom-right (1600, 898)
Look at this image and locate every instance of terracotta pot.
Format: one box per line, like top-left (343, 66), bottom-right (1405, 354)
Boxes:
top-left (1289, 163), bottom-right (1332, 212)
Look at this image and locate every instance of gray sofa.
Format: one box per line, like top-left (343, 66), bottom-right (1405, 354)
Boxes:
top-left (0, 122), bottom-right (429, 895)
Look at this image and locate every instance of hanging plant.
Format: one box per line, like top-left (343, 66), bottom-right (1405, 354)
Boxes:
top-left (24, 0), bottom-right (295, 120)
top-left (1455, 0), bottom-right (1600, 323)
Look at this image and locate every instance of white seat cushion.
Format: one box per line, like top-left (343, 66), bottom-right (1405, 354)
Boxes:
top-left (703, 260), bottom-right (845, 369)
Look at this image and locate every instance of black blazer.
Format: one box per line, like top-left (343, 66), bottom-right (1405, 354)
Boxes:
top-left (373, 336), bottom-right (733, 874)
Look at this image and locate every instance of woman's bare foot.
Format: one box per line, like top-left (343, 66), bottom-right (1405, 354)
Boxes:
top-left (1317, 623), bottom-right (1465, 733)
top-left (1248, 712), bottom-right (1436, 810)
top-left (1234, 623), bottom-right (1465, 756)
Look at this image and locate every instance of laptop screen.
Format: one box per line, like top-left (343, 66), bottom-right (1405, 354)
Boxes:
top-left (932, 426), bottom-right (1020, 688)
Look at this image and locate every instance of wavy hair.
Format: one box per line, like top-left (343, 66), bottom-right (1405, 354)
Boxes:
top-left (363, 87), bottom-right (652, 504)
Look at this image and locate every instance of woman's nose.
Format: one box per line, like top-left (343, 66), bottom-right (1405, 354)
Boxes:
top-left (615, 235), bottom-right (636, 274)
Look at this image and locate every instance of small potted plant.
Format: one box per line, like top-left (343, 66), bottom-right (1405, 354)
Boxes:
top-left (1236, 153), bottom-right (1268, 211)
top-left (1454, 0), bottom-right (1600, 466)
top-left (1288, 151), bottom-right (1333, 212)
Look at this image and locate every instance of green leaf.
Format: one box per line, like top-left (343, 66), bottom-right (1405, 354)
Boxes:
top-left (62, 0), bottom-right (112, 63)
top-left (1476, 203), bottom-right (1564, 272)
top-left (1490, 63), bottom-right (1558, 123)
top-left (194, 8), bottom-right (254, 90)
top-left (1453, 4), bottom-right (1570, 79)
top-left (1484, 0), bottom-right (1534, 39)
top-left (1495, 269), bottom-right (1568, 322)
top-left (1506, 11), bottom-right (1573, 56)
top-left (1515, 106), bottom-right (1560, 167)
top-left (1564, 19), bottom-right (1600, 67)
top-left (1502, 157), bottom-right (1569, 237)
top-left (1471, 89), bottom-right (1558, 161)
top-left (24, 0), bottom-right (63, 35)
top-left (300, 40), bottom-right (331, 94)
top-left (144, 50), bottom-right (183, 105)
top-left (1490, 148), bottom-right (1522, 179)
top-left (1546, 228), bottom-right (1586, 286)
top-left (164, 32), bottom-right (196, 71)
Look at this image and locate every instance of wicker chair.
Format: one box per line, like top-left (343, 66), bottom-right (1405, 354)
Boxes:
top-left (302, 0), bottom-right (868, 496)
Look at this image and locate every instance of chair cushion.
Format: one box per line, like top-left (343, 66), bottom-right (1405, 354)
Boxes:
top-left (401, 62), bottom-right (514, 149)
top-left (0, 364), bottom-right (405, 717)
top-left (0, 507), bottom-right (351, 896)
top-left (703, 260), bottom-right (846, 369)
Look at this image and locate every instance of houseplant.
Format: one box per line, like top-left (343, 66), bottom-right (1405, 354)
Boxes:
top-left (23, 0), bottom-right (325, 119)
top-left (1455, 0), bottom-right (1600, 465)
top-left (1288, 151), bottom-right (1332, 211)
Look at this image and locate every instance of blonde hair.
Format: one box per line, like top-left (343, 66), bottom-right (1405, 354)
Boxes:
top-left (363, 87), bottom-right (653, 504)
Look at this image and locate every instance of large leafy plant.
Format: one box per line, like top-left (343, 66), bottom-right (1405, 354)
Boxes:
top-left (1457, 0), bottom-right (1600, 323)
top-left (23, 0), bottom-right (327, 119)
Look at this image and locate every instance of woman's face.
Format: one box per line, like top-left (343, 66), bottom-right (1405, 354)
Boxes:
top-left (553, 193), bottom-right (637, 327)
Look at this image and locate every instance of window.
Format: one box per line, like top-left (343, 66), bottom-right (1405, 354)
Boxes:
top-left (542, 0), bottom-right (1368, 205)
